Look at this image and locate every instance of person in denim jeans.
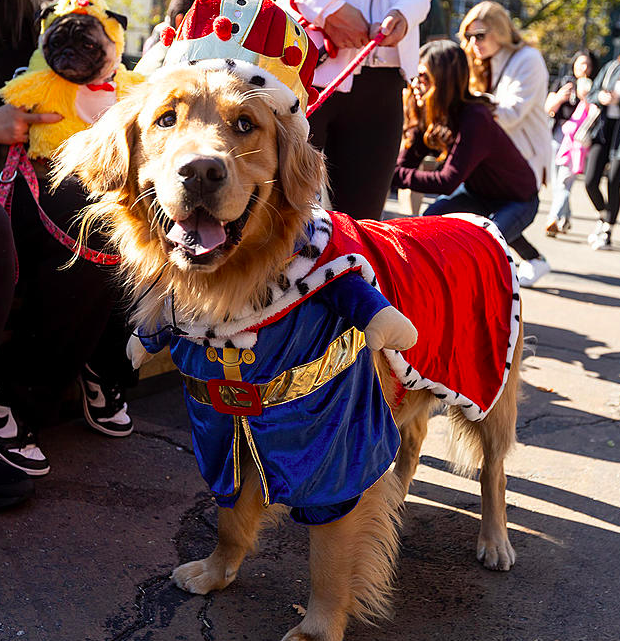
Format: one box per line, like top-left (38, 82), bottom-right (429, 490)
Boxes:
top-left (393, 41), bottom-right (538, 249)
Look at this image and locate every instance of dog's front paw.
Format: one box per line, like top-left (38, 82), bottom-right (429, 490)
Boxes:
top-left (477, 533), bottom-right (516, 571)
top-left (172, 557), bottom-right (237, 595)
top-left (364, 306), bottom-right (418, 351)
top-left (282, 625), bottom-right (331, 641)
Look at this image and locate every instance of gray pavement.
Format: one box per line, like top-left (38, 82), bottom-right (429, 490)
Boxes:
top-left (1, 180), bottom-right (619, 641)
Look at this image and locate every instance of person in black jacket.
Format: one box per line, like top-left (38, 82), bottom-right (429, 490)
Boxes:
top-left (583, 55), bottom-right (620, 250)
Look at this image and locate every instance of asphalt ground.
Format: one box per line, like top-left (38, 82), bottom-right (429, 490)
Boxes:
top-left (1, 178), bottom-right (619, 641)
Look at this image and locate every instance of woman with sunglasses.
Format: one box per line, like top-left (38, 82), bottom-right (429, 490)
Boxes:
top-left (393, 40), bottom-right (539, 256)
top-left (459, 1), bottom-right (551, 287)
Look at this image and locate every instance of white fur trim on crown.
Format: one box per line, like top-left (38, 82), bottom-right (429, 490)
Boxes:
top-left (152, 59), bottom-right (310, 139)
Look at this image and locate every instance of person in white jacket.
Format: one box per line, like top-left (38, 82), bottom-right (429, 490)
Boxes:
top-left (460, 1), bottom-right (552, 288)
top-left (284, 0), bottom-right (430, 220)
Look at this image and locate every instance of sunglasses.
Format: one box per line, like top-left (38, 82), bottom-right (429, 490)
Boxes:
top-left (465, 31), bottom-right (487, 42)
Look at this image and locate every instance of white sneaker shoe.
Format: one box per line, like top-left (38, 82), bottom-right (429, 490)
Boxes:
top-left (588, 220), bottom-right (605, 245)
top-left (589, 221), bottom-right (612, 250)
top-left (518, 257), bottom-right (551, 288)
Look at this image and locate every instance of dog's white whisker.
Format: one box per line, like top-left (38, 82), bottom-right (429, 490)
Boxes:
top-left (131, 187), bottom-right (157, 210)
top-left (234, 149), bottom-right (262, 159)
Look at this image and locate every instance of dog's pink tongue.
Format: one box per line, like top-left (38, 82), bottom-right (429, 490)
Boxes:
top-left (166, 213), bottom-right (226, 256)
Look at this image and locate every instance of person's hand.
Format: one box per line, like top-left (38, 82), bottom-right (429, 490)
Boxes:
top-left (410, 77), bottom-right (426, 108)
top-left (369, 10), bottom-right (408, 47)
top-left (0, 104), bottom-right (63, 145)
top-left (323, 3), bottom-right (369, 49)
top-left (433, 124), bottom-right (454, 147)
top-left (599, 90), bottom-right (614, 106)
top-left (557, 82), bottom-right (573, 102)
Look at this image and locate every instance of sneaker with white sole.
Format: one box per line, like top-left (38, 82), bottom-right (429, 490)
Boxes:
top-left (79, 364), bottom-right (133, 437)
top-left (557, 217), bottom-right (571, 233)
top-left (517, 257), bottom-right (551, 288)
top-left (587, 220), bottom-right (605, 245)
top-left (591, 230), bottom-right (612, 250)
top-left (0, 406), bottom-right (50, 476)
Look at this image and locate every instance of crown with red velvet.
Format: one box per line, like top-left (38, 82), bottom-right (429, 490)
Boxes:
top-left (160, 0), bottom-right (319, 135)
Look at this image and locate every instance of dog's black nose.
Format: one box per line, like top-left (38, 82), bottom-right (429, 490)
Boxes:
top-left (177, 156), bottom-right (228, 194)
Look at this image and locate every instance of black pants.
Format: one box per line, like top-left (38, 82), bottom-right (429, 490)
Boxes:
top-left (585, 117), bottom-right (620, 226)
top-left (0, 171), bottom-right (135, 428)
top-left (309, 67), bottom-right (406, 221)
top-left (0, 206), bottom-right (15, 335)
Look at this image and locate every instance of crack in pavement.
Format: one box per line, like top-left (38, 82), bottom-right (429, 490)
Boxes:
top-left (104, 494), bottom-right (218, 641)
top-left (518, 414), bottom-right (617, 430)
top-left (133, 429), bottom-right (194, 455)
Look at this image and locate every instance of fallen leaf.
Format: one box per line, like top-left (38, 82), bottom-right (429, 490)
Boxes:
top-left (292, 604), bottom-right (306, 616)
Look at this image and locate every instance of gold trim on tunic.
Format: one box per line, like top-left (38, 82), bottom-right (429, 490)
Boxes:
top-left (182, 326), bottom-right (366, 409)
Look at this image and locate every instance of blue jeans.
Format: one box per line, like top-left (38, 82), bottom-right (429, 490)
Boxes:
top-left (423, 184), bottom-right (539, 244)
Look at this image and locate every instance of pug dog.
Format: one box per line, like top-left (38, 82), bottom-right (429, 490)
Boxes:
top-left (40, 4), bottom-right (127, 86)
top-left (0, 0), bottom-right (142, 160)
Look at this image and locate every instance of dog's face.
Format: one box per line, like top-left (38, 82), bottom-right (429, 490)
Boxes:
top-left (42, 13), bottom-right (118, 84)
top-left (53, 65), bottom-right (325, 319)
top-left (130, 68), bottom-right (283, 273)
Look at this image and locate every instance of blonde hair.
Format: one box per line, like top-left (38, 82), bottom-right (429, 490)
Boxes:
top-left (459, 1), bottom-right (525, 93)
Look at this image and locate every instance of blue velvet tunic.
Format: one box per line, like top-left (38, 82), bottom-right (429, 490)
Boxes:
top-left (140, 273), bottom-right (400, 523)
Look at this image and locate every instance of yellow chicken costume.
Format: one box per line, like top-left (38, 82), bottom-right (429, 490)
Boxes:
top-left (0, 0), bottom-right (143, 159)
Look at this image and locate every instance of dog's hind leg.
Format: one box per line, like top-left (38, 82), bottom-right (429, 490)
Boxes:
top-left (172, 459), bottom-right (269, 594)
top-left (282, 472), bottom-right (402, 641)
top-left (392, 390), bottom-right (436, 498)
top-left (447, 325), bottom-right (523, 571)
top-left (374, 354), bottom-right (437, 499)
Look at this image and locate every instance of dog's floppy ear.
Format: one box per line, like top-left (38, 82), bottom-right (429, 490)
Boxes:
top-left (106, 10), bottom-right (128, 30)
top-left (51, 89), bottom-right (143, 196)
top-left (276, 115), bottom-right (326, 212)
top-left (36, 2), bottom-right (58, 22)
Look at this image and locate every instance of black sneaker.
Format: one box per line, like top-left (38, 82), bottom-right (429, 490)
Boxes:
top-left (78, 364), bottom-right (133, 437)
top-left (0, 405), bottom-right (50, 476)
top-left (0, 460), bottom-right (35, 509)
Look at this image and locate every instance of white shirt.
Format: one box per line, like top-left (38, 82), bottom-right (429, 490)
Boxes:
top-left (281, 0), bottom-right (430, 91)
top-left (490, 45), bottom-right (551, 188)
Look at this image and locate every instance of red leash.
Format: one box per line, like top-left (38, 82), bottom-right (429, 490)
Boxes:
top-left (307, 32), bottom-right (385, 117)
top-left (0, 144), bottom-right (121, 274)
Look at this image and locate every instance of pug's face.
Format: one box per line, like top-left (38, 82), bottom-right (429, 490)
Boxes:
top-left (42, 14), bottom-right (118, 85)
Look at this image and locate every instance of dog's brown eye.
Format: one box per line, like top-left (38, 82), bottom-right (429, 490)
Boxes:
top-left (235, 117), bottom-right (254, 134)
top-left (156, 111), bottom-right (177, 129)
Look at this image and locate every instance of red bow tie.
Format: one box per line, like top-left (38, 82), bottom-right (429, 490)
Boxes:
top-left (86, 82), bottom-right (115, 92)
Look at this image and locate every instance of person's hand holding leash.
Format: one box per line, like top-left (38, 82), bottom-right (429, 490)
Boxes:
top-left (323, 3), bottom-right (369, 49)
top-left (0, 104), bottom-right (62, 145)
top-left (370, 10), bottom-right (408, 47)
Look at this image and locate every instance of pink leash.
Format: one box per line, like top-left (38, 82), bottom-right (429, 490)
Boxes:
top-left (0, 144), bottom-right (121, 277)
top-left (307, 32), bottom-right (386, 117)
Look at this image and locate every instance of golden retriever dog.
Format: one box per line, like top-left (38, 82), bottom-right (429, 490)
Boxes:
top-left (53, 64), bottom-right (522, 641)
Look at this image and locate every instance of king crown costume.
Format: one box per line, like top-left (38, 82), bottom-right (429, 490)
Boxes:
top-left (137, 0), bottom-right (520, 525)
top-left (0, 0), bottom-right (143, 159)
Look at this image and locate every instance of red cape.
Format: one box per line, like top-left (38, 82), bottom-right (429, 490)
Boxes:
top-left (313, 213), bottom-right (517, 414)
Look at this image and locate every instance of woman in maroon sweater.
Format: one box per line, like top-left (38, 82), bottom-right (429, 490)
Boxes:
top-left (393, 39), bottom-right (542, 256)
